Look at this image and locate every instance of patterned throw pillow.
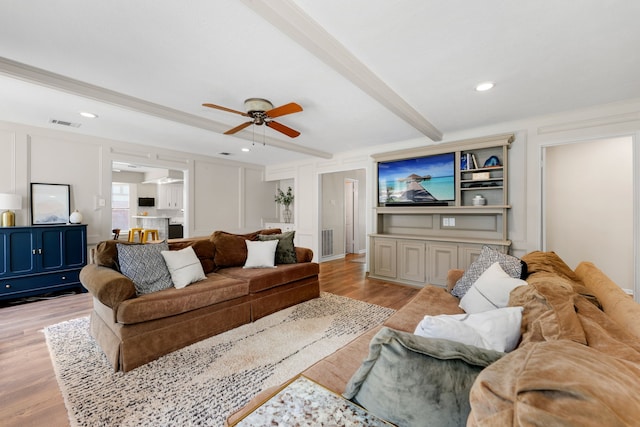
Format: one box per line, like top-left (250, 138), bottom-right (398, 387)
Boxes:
top-left (257, 231), bottom-right (297, 264)
top-left (451, 246), bottom-right (523, 298)
top-left (117, 242), bottom-right (173, 295)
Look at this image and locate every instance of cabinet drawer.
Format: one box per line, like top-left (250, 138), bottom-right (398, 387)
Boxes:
top-left (0, 270), bottom-right (81, 297)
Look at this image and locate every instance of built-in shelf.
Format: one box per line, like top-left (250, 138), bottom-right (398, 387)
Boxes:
top-left (369, 133), bottom-right (514, 287)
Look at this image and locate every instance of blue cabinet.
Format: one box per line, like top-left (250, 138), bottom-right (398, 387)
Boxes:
top-left (0, 225), bottom-right (87, 301)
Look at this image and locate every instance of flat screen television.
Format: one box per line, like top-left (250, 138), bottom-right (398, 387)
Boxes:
top-left (378, 152), bottom-right (455, 206)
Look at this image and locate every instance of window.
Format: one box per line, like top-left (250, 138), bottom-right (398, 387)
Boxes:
top-left (112, 183), bottom-right (130, 231)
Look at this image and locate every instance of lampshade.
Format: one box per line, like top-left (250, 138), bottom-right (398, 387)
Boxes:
top-left (0, 193), bottom-right (21, 210)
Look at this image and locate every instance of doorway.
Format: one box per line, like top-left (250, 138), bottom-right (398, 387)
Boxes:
top-left (320, 169), bottom-right (366, 260)
top-left (112, 162), bottom-right (186, 240)
top-left (542, 136), bottom-right (633, 290)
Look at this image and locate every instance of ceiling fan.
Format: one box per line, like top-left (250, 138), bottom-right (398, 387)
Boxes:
top-left (203, 98), bottom-right (302, 138)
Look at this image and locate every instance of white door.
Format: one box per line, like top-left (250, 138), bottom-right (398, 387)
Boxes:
top-left (344, 179), bottom-right (358, 254)
top-left (543, 136), bottom-right (633, 289)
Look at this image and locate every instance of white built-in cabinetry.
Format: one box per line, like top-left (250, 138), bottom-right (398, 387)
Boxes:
top-left (264, 222), bottom-right (295, 232)
top-left (369, 133), bottom-right (513, 287)
top-left (157, 183), bottom-right (183, 210)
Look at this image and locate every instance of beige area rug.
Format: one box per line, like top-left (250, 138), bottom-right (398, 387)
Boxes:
top-left (44, 292), bottom-right (394, 427)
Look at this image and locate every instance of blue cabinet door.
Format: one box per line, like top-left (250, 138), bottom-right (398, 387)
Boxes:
top-left (40, 228), bottom-right (65, 271)
top-left (62, 226), bottom-right (87, 268)
top-left (7, 229), bottom-right (38, 275)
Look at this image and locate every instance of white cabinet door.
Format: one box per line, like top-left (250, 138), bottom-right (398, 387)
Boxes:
top-left (428, 243), bottom-right (458, 286)
top-left (171, 184), bottom-right (183, 209)
top-left (372, 237), bottom-right (396, 278)
top-left (157, 185), bottom-right (170, 209)
top-left (158, 184), bottom-right (183, 209)
top-left (397, 240), bottom-right (426, 284)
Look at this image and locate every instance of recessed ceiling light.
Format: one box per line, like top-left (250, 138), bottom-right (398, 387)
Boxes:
top-left (475, 82), bottom-right (495, 92)
top-left (241, 148), bottom-right (250, 152)
top-left (79, 111), bottom-right (98, 118)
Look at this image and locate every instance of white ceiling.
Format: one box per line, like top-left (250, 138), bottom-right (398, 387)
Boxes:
top-left (1, 0), bottom-right (639, 165)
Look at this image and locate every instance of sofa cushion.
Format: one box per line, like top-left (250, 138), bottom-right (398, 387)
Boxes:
top-left (523, 251), bottom-right (601, 308)
top-left (161, 246), bottom-right (206, 288)
top-left (576, 261), bottom-right (640, 340)
top-left (211, 229), bottom-right (281, 268)
top-left (509, 279), bottom-right (588, 346)
top-left (94, 239), bottom-right (139, 270)
top-left (414, 307), bottom-right (524, 352)
top-left (468, 340), bottom-right (640, 427)
top-left (243, 240), bottom-right (278, 268)
top-left (117, 242), bottom-right (173, 295)
top-left (452, 245), bottom-right (524, 298)
top-left (219, 262), bottom-right (319, 293)
top-left (257, 231), bottom-right (297, 264)
top-left (115, 273), bottom-right (249, 324)
top-left (343, 327), bottom-right (504, 427)
top-left (168, 238), bottom-right (216, 274)
top-left (459, 262), bottom-right (527, 313)
top-left (383, 285), bottom-right (464, 333)
top-left (521, 250), bottom-right (581, 283)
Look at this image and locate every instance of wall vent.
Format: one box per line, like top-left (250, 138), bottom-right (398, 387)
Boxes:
top-left (322, 229), bottom-right (334, 257)
top-left (50, 119), bottom-right (81, 128)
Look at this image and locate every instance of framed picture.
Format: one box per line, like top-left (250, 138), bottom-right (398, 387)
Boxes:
top-left (31, 183), bottom-right (71, 225)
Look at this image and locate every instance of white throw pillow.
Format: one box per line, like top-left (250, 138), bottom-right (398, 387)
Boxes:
top-left (459, 262), bottom-right (527, 313)
top-left (414, 307), bottom-right (524, 352)
top-left (161, 246), bottom-right (206, 289)
top-left (243, 239), bottom-right (278, 268)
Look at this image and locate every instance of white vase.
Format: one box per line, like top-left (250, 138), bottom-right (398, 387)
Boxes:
top-left (69, 210), bottom-right (83, 224)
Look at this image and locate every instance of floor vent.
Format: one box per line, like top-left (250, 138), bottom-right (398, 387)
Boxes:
top-left (49, 118), bottom-right (81, 128)
top-left (322, 229), bottom-right (333, 257)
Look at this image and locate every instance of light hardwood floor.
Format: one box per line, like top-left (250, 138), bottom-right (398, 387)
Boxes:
top-left (0, 254), bottom-right (418, 427)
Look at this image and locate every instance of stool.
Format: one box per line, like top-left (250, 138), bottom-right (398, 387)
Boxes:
top-left (128, 228), bottom-right (143, 242)
top-left (142, 229), bottom-right (159, 243)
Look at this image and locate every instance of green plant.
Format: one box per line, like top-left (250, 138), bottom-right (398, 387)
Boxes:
top-left (274, 186), bottom-right (294, 207)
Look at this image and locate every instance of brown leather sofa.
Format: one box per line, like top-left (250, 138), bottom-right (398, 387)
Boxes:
top-left (228, 251), bottom-right (640, 426)
top-left (80, 229), bottom-right (319, 372)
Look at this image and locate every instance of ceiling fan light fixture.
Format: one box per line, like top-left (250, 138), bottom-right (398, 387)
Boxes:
top-left (203, 99), bottom-right (302, 138)
top-left (475, 81), bottom-right (495, 92)
top-left (244, 98), bottom-right (274, 113)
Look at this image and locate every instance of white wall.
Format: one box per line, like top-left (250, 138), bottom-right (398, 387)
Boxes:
top-left (0, 121), bottom-right (274, 245)
top-left (266, 98), bottom-right (640, 298)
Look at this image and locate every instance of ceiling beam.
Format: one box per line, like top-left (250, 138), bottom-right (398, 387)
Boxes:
top-left (0, 56), bottom-right (333, 159)
top-left (241, 0), bottom-right (443, 142)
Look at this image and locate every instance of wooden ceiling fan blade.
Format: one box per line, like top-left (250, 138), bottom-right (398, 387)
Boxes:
top-left (266, 102), bottom-right (303, 119)
top-left (202, 103), bottom-right (250, 117)
top-left (224, 121), bottom-right (253, 135)
top-left (266, 120), bottom-right (300, 138)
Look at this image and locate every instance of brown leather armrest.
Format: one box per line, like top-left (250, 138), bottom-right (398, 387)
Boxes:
top-left (80, 264), bottom-right (136, 308)
top-left (295, 247), bottom-right (313, 263)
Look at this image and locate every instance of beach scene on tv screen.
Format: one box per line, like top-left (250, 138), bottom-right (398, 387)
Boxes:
top-left (378, 153), bottom-right (455, 204)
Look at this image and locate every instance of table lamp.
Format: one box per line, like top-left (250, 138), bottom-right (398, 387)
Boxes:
top-left (0, 193), bottom-right (21, 227)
